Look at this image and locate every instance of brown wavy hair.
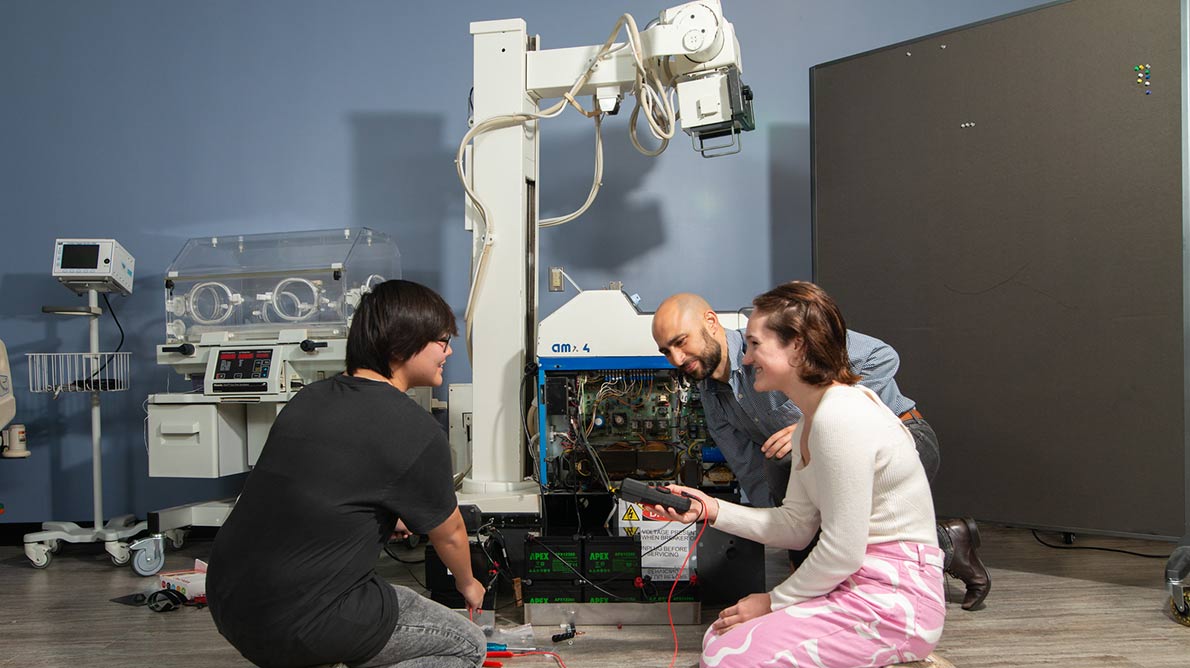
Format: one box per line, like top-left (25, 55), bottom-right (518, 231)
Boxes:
top-left (751, 281), bottom-right (860, 386)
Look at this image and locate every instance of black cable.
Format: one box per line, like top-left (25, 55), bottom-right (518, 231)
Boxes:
top-left (387, 551), bottom-right (429, 590)
top-left (573, 487), bottom-right (584, 533)
top-left (476, 528), bottom-right (518, 586)
top-left (527, 535), bottom-right (636, 602)
top-left (72, 293), bottom-right (126, 391)
top-left (588, 501), bottom-right (707, 596)
top-left (102, 293), bottom-right (125, 354)
top-left (519, 362), bottom-right (543, 488)
top-left (384, 543), bottom-right (426, 564)
top-left (1030, 530), bottom-right (1169, 559)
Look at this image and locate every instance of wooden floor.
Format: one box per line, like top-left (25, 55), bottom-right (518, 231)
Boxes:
top-left (0, 524), bottom-right (1186, 667)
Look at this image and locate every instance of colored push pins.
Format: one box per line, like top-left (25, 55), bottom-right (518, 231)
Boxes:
top-left (1134, 63), bottom-right (1153, 94)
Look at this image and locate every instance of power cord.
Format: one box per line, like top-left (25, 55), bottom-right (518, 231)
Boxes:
top-left (383, 542), bottom-right (429, 591)
top-left (73, 293), bottom-right (126, 391)
top-left (1030, 530), bottom-right (1169, 559)
top-left (102, 293), bottom-right (125, 354)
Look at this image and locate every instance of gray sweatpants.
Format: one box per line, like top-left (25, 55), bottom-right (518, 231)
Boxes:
top-left (351, 585), bottom-right (486, 668)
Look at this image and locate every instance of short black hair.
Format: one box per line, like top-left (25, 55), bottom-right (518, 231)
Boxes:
top-left (346, 279), bottom-right (457, 378)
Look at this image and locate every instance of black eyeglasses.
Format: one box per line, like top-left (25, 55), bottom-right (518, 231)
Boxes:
top-left (436, 335), bottom-right (452, 351)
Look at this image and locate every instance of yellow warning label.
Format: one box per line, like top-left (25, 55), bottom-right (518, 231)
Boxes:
top-left (624, 527), bottom-right (639, 536)
top-left (621, 506), bottom-right (641, 522)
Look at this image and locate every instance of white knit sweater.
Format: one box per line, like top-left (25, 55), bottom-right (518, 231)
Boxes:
top-left (711, 384), bottom-right (937, 610)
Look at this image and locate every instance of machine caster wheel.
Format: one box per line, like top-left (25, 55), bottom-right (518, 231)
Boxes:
top-left (165, 529), bottom-right (188, 550)
top-left (26, 543), bottom-right (52, 569)
top-left (107, 541), bottom-right (131, 566)
top-left (1171, 592), bottom-right (1190, 627)
top-left (47, 539), bottom-right (62, 554)
top-left (132, 545), bottom-right (164, 577)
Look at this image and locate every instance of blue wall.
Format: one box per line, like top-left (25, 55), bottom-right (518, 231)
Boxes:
top-left (0, 0), bottom-right (1048, 523)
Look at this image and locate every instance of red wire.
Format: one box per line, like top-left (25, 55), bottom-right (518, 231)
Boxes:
top-left (502, 506), bottom-right (708, 668)
top-left (667, 508), bottom-right (709, 668)
top-left (510, 651), bottom-right (568, 667)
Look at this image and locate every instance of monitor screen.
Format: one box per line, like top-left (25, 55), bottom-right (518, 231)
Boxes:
top-left (60, 244), bottom-right (100, 269)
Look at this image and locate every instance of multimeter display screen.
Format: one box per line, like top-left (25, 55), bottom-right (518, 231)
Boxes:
top-left (215, 350), bottom-right (274, 380)
top-left (60, 244), bottom-right (101, 269)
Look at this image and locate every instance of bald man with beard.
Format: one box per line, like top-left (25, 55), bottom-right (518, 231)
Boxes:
top-left (651, 292), bottom-right (990, 610)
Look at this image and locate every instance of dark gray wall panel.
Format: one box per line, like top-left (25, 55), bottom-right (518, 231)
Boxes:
top-left (812, 0), bottom-right (1185, 536)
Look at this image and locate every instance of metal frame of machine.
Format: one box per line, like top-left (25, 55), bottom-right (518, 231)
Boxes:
top-left (458, 0), bottom-right (754, 514)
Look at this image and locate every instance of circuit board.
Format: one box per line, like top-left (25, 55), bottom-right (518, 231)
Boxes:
top-left (538, 370), bottom-right (734, 493)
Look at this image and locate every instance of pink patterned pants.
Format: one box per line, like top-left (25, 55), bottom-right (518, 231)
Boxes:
top-left (701, 541), bottom-right (946, 668)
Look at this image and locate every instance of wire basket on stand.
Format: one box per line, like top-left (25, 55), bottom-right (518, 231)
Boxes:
top-left (26, 352), bottom-right (131, 396)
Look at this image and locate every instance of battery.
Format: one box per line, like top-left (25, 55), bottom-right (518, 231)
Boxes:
top-left (642, 578), bottom-right (699, 603)
top-left (583, 536), bottom-right (642, 602)
top-left (583, 536), bottom-right (641, 579)
top-left (523, 536), bottom-right (581, 581)
top-left (523, 581), bottom-right (584, 604)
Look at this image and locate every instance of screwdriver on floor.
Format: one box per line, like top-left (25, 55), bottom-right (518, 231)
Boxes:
top-left (487, 643), bottom-right (538, 652)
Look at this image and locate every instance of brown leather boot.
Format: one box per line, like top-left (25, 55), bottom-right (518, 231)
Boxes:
top-left (937, 517), bottom-right (990, 610)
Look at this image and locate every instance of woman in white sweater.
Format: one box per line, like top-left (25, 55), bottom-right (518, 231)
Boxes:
top-left (656, 281), bottom-right (945, 668)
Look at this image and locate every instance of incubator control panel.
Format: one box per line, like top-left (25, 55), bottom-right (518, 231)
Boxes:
top-left (204, 346), bottom-right (284, 396)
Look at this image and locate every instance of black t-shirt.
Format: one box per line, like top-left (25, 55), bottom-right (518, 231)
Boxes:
top-left (206, 374), bottom-right (457, 668)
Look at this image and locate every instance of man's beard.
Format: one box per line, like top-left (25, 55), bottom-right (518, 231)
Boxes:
top-left (683, 330), bottom-right (723, 382)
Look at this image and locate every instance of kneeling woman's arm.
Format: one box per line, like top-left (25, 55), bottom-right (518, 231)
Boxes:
top-left (427, 508), bottom-right (486, 612)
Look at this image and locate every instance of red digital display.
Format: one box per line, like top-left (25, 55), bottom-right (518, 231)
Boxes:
top-left (215, 349), bottom-right (273, 382)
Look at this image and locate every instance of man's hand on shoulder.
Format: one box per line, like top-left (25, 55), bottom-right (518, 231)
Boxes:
top-left (762, 424), bottom-right (797, 459)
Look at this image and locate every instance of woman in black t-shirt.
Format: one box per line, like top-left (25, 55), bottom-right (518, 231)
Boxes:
top-left (207, 280), bottom-right (485, 668)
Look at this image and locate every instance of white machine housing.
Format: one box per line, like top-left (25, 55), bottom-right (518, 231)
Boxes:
top-left (539, 289), bottom-right (746, 360)
top-left (148, 330), bottom-right (349, 477)
top-left (52, 238), bottom-right (135, 295)
top-left (462, 0), bottom-right (752, 513)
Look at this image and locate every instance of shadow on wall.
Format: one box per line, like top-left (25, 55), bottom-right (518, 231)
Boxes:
top-left (351, 109), bottom-right (670, 343)
top-left (768, 123), bottom-right (812, 287)
top-left (350, 111), bottom-right (456, 290)
top-left (538, 125), bottom-right (664, 273)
